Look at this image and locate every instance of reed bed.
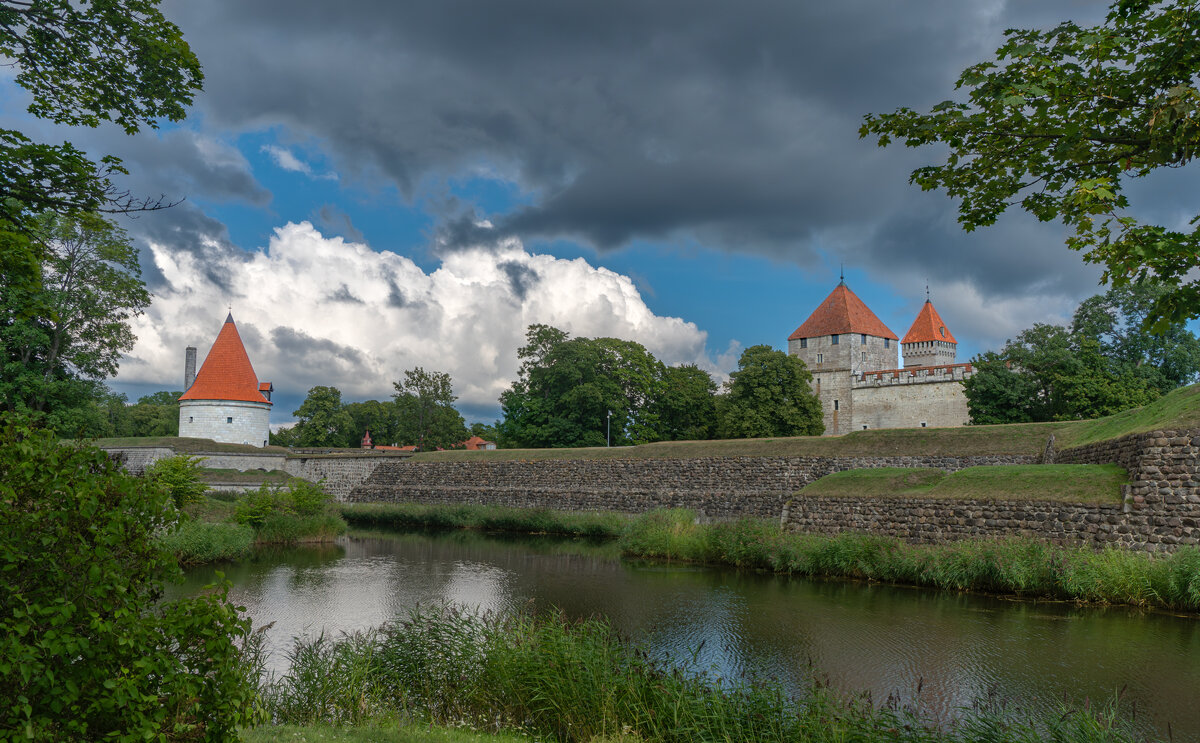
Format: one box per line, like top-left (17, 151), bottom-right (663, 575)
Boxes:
top-left (157, 520), bottom-right (254, 564)
top-left (341, 502), bottom-right (627, 539)
top-left (255, 606), bottom-right (1150, 743)
top-left (623, 510), bottom-right (1200, 611)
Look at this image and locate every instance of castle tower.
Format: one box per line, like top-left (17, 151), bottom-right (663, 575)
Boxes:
top-left (902, 300), bottom-right (957, 368)
top-left (788, 281), bottom-right (898, 435)
top-left (177, 313), bottom-right (273, 447)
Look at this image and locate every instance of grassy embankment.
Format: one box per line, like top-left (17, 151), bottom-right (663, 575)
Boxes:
top-left (799, 463), bottom-right (1130, 503)
top-left (408, 382), bottom-right (1200, 462)
top-left (241, 606), bottom-right (1152, 743)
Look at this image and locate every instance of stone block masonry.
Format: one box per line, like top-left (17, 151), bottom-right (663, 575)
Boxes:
top-left (346, 454), bottom-right (1034, 518)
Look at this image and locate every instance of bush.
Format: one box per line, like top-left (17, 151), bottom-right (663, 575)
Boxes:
top-left (235, 479), bottom-right (332, 527)
top-left (144, 453), bottom-right (209, 507)
top-left (0, 417), bottom-right (261, 740)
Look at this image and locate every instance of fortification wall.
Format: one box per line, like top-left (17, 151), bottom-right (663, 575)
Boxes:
top-left (785, 496), bottom-right (1126, 547)
top-left (849, 379), bottom-right (970, 432)
top-left (103, 447), bottom-right (177, 475)
top-left (347, 454), bottom-right (1034, 517)
top-left (779, 429), bottom-right (1200, 551)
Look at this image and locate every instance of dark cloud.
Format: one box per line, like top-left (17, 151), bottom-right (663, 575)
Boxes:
top-left (315, 204), bottom-right (365, 243)
top-left (270, 326), bottom-right (368, 369)
top-left (498, 261), bottom-right (540, 302)
top-left (148, 0), bottom-right (1125, 306)
top-left (122, 203), bottom-right (244, 291)
top-left (328, 284), bottom-right (364, 304)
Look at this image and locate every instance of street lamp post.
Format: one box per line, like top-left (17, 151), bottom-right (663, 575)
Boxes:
top-left (606, 410), bottom-right (611, 447)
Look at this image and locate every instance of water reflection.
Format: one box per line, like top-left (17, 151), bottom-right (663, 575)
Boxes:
top-left (170, 530), bottom-right (1200, 740)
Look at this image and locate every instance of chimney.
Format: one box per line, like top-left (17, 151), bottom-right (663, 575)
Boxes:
top-left (184, 346), bottom-right (197, 391)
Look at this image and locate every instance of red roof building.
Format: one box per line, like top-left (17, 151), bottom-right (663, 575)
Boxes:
top-left (788, 283), bottom-right (898, 341)
top-left (179, 313), bottom-right (272, 404)
top-left (902, 300), bottom-right (957, 344)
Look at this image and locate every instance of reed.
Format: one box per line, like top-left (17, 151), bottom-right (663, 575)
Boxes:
top-left (157, 520), bottom-right (254, 564)
top-left (257, 606), bottom-right (1150, 743)
top-left (619, 513), bottom-right (1200, 612)
top-left (341, 502), bottom-right (626, 539)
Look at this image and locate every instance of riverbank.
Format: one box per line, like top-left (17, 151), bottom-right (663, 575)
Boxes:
top-left (340, 502), bottom-right (1200, 612)
top-left (240, 606), bottom-right (1151, 743)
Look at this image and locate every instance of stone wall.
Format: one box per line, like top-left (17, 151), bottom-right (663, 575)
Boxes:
top-left (785, 496), bottom-right (1126, 547)
top-left (103, 447), bottom-right (177, 475)
top-left (178, 399), bottom-right (271, 448)
top-left (849, 375), bottom-right (970, 433)
top-left (778, 429), bottom-right (1200, 552)
top-left (347, 454), bottom-right (1034, 518)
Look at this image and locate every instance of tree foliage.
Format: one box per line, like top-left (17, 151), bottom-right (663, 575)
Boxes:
top-left (0, 417), bottom-right (259, 740)
top-left (291, 386), bottom-right (353, 448)
top-left (0, 213), bottom-right (150, 432)
top-left (393, 367), bottom-right (468, 450)
top-left (717, 345), bottom-right (824, 438)
top-left (499, 326), bottom-right (669, 448)
top-left (965, 325), bottom-right (1162, 423)
top-left (648, 364), bottom-right (719, 441)
top-left (0, 0), bottom-right (203, 235)
top-left (861, 0), bottom-right (1200, 330)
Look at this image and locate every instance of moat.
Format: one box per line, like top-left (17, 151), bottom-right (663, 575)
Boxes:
top-left (173, 529), bottom-right (1200, 740)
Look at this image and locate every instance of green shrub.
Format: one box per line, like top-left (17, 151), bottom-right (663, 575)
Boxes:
top-left (235, 483), bottom-right (289, 527)
top-left (0, 417), bottom-right (261, 740)
top-left (144, 453), bottom-right (209, 507)
top-left (287, 478), bottom-right (330, 516)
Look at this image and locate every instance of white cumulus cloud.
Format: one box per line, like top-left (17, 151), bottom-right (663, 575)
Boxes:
top-left (120, 222), bottom-right (722, 412)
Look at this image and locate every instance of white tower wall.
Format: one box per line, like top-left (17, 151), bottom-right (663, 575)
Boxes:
top-left (179, 399), bottom-right (271, 447)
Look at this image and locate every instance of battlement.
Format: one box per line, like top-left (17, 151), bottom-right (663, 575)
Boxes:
top-left (853, 362), bottom-right (973, 388)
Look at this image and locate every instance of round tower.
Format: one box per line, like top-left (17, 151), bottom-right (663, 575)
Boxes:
top-left (178, 313), bottom-right (272, 447)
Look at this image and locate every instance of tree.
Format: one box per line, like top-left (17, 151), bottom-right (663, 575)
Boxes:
top-left (124, 390), bottom-right (183, 437)
top-left (860, 0), bottom-right (1200, 331)
top-left (0, 0), bottom-right (203, 238)
top-left (1, 213), bottom-right (150, 431)
top-left (647, 364), bottom-right (718, 441)
top-left (292, 385), bottom-right (353, 448)
top-left (963, 323), bottom-right (1160, 423)
top-left (0, 417), bottom-right (258, 739)
top-left (393, 367), bottom-right (468, 450)
top-left (345, 398), bottom-right (403, 448)
top-left (1070, 279), bottom-right (1200, 388)
top-left (499, 327), bottom-right (666, 448)
top-left (717, 345), bottom-right (823, 438)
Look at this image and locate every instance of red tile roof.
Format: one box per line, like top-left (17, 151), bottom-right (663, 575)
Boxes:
top-left (461, 435), bottom-right (496, 450)
top-left (902, 300), bottom-right (957, 344)
top-left (789, 283), bottom-right (898, 341)
top-left (179, 314), bottom-right (272, 404)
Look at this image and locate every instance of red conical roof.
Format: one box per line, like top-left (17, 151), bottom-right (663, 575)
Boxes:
top-left (788, 283), bottom-right (898, 341)
top-left (178, 314), bottom-right (272, 404)
top-left (902, 300), bottom-right (957, 344)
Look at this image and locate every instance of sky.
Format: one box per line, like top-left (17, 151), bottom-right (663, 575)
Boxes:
top-left (10, 0), bottom-right (1197, 425)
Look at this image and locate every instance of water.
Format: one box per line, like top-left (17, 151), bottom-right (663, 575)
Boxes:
top-left (171, 530), bottom-right (1200, 739)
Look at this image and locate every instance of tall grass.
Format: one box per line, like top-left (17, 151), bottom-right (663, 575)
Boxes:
top-left (157, 520), bottom-right (254, 564)
top-left (619, 511), bottom-right (1200, 612)
top-left (341, 502), bottom-right (627, 539)
top-left (258, 607), bottom-right (1150, 743)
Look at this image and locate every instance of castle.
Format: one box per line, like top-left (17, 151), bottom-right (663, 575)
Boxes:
top-left (788, 281), bottom-right (974, 435)
top-left (177, 313), bottom-right (273, 447)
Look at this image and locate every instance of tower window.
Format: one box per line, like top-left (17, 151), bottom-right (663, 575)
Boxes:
top-left (831, 334), bottom-right (839, 345)
top-left (799, 338), bottom-right (807, 349)
top-left (188, 416), bottom-right (193, 423)
top-left (226, 417), bottom-right (233, 424)
top-left (885, 338), bottom-right (890, 348)
top-left (861, 352), bottom-right (867, 362)
top-left (920, 421), bottom-right (927, 428)
top-left (861, 333), bottom-right (867, 344)
top-left (816, 353), bottom-right (824, 363)
top-left (834, 399), bottom-right (840, 411)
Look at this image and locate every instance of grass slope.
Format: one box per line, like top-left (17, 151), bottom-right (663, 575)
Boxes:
top-left (89, 436), bottom-right (290, 453)
top-left (408, 383), bottom-right (1200, 462)
top-left (799, 464), bottom-right (1129, 504)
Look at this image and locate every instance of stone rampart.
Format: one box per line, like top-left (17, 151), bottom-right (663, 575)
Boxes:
top-left (785, 496), bottom-right (1126, 547)
top-left (103, 447), bottom-right (177, 475)
top-left (346, 454), bottom-right (1035, 518)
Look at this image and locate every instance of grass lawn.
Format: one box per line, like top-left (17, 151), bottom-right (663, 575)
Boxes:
top-left (89, 436), bottom-right (291, 454)
top-left (241, 724), bottom-right (527, 743)
top-left (799, 464), bottom-right (1129, 504)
